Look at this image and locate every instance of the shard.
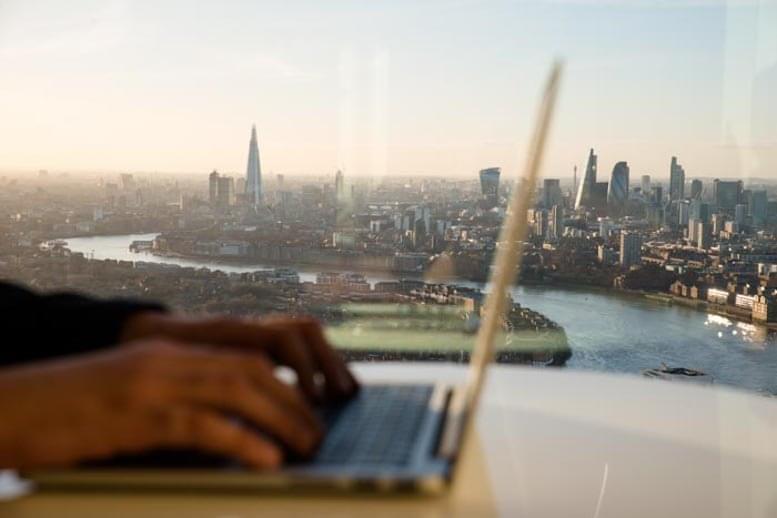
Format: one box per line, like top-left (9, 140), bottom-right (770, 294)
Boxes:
top-left (245, 124), bottom-right (262, 208)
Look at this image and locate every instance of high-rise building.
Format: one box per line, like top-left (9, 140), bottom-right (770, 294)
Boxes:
top-left (678, 200), bottom-right (690, 226)
top-left (244, 124), bottom-right (262, 208)
top-left (641, 175), bottom-right (651, 196)
top-left (335, 169), bottom-right (345, 201)
top-left (750, 190), bottom-right (768, 227)
top-left (607, 161), bottom-right (630, 206)
top-left (598, 217), bottom-right (612, 237)
top-left (690, 179), bottom-right (703, 200)
top-left (713, 179), bottom-right (742, 212)
top-left (534, 209), bottom-right (548, 239)
top-left (208, 170), bottom-right (220, 206)
top-left (574, 149), bottom-right (597, 210)
top-left (688, 218), bottom-right (700, 243)
top-left (550, 204), bottom-right (564, 240)
top-left (620, 231), bottom-right (643, 269)
top-left (735, 204), bottom-right (747, 225)
top-left (711, 213), bottom-right (726, 236)
top-left (479, 167), bottom-right (501, 207)
top-left (543, 179), bottom-right (563, 208)
top-left (217, 176), bottom-right (235, 208)
top-left (653, 185), bottom-right (663, 205)
top-left (698, 222), bottom-right (712, 250)
top-left (689, 199), bottom-right (710, 223)
top-left (669, 156), bottom-right (685, 201)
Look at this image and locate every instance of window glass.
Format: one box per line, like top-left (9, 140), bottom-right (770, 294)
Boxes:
top-left (0, 0), bottom-right (775, 397)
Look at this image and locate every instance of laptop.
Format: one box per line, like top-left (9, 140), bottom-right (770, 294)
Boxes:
top-left (27, 61), bottom-right (562, 494)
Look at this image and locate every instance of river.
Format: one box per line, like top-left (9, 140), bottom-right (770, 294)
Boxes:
top-left (64, 233), bottom-right (777, 395)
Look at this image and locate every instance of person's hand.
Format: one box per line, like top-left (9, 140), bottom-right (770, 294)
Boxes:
top-left (0, 340), bottom-right (323, 471)
top-left (121, 313), bottom-right (359, 403)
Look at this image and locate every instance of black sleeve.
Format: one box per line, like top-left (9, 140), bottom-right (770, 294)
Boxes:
top-left (0, 281), bottom-right (167, 366)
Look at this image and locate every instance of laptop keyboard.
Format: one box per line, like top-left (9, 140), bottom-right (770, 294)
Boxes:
top-left (312, 384), bottom-right (434, 467)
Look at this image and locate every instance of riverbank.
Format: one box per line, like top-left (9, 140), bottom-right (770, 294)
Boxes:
top-left (61, 233), bottom-right (777, 395)
top-left (627, 289), bottom-right (777, 331)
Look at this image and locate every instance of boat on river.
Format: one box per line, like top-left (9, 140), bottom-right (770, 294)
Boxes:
top-left (642, 363), bottom-right (713, 385)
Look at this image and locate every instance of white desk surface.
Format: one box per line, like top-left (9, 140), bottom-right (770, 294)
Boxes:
top-left (2, 363), bottom-right (777, 518)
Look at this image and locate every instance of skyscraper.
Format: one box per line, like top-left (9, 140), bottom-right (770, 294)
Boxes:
top-left (543, 178), bottom-right (562, 208)
top-left (620, 231), bottom-right (643, 269)
top-left (689, 199), bottom-right (710, 223)
top-left (574, 148), bottom-right (597, 210)
top-left (335, 169), bottom-right (345, 202)
top-left (751, 190), bottom-right (768, 227)
top-left (244, 124), bottom-right (262, 208)
top-left (217, 176), bottom-right (235, 208)
top-left (713, 179), bottom-right (742, 213)
top-left (607, 161), bottom-right (630, 206)
top-left (641, 175), bottom-right (651, 196)
top-left (690, 179), bottom-right (703, 200)
top-left (209, 170), bottom-right (219, 206)
top-left (550, 204), bottom-right (564, 240)
top-left (479, 167), bottom-right (501, 208)
top-left (669, 156), bottom-right (685, 201)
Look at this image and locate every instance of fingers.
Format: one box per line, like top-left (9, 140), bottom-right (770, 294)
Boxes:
top-left (152, 345), bottom-right (323, 457)
top-left (150, 407), bottom-right (283, 469)
top-left (155, 315), bottom-right (359, 403)
top-left (261, 317), bottom-right (359, 401)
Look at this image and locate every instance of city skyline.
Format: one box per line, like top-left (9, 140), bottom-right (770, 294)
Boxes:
top-left (0, 1), bottom-right (774, 179)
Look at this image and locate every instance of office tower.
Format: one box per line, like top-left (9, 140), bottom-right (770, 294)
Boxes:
top-left (750, 190), bottom-right (768, 227)
top-left (735, 204), bottom-right (747, 225)
top-left (209, 170), bottom-right (219, 206)
top-left (620, 231), bottom-right (643, 269)
top-left (698, 223), bottom-right (712, 250)
top-left (669, 156), bottom-right (685, 201)
top-left (550, 204), bottom-right (564, 240)
top-left (217, 176), bottom-right (235, 208)
top-left (245, 124), bottom-right (262, 208)
top-left (713, 179), bottom-right (742, 212)
top-left (711, 213), bottom-right (725, 236)
top-left (646, 204), bottom-right (663, 226)
top-left (689, 199), bottom-right (710, 223)
top-left (607, 161), bottom-right (630, 206)
top-left (236, 177), bottom-right (246, 197)
top-left (335, 170), bottom-right (346, 202)
top-left (543, 179), bottom-right (563, 208)
top-left (598, 217), bottom-right (611, 237)
top-left (690, 179), bottom-right (703, 200)
top-left (653, 185), bottom-right (663, 205)
top-left (641, 175), bottom-right (651, 196)
top-left (688, 218), bottom-right (700, 243)
top-left (574, 149), bottom-right (598, 210)
top-left (534, 209), bottom-right (548, 239)
top-left (479, 167), bottom-right (501, 208)
top-left (678, 200), bottom-right (690, 226)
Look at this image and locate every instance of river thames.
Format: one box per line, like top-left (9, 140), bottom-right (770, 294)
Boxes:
top-left (64, 233), bottom-right (777, 395)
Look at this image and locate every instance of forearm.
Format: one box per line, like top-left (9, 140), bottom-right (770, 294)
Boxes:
top-left (0, 281), bottom-right (166, 366)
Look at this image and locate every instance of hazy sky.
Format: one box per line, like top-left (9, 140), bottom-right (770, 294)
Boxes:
top-left (0, 0), bottom-right (775, 180)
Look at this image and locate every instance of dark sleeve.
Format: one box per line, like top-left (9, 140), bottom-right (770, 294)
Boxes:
top-left (0, 281), bottom-right (167, 366)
